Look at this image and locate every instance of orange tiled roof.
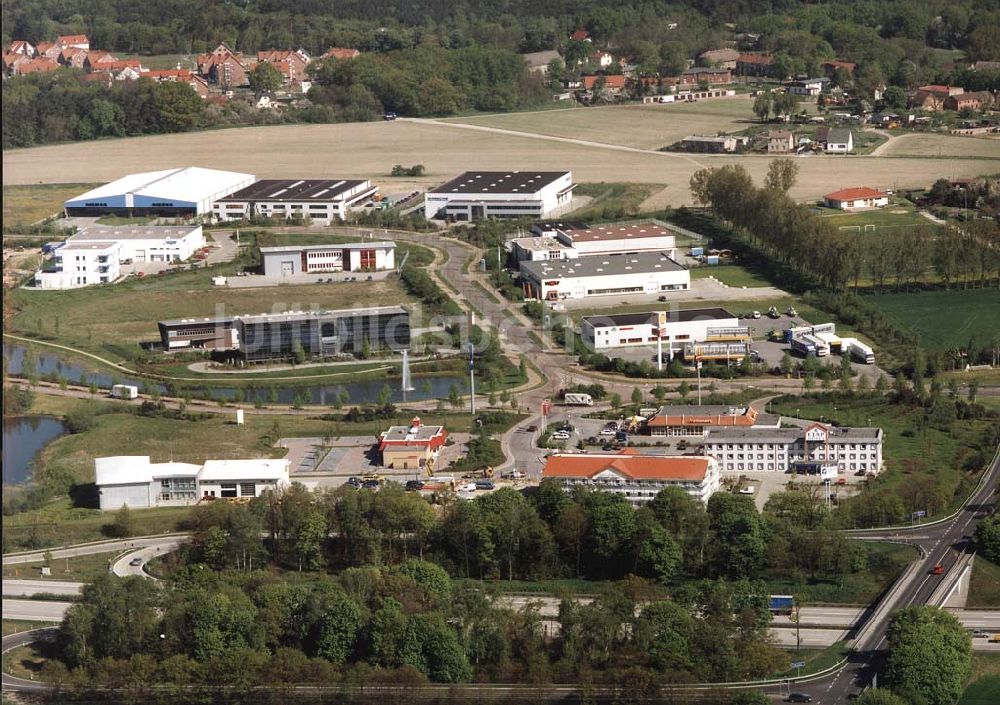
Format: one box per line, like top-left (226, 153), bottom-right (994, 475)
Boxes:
top-left (825, 187), bottom-right (887, 201)
top-left (542, 451), bottom-right (710, 481)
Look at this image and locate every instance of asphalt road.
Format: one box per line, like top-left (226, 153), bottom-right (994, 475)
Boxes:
top-left (1, 627), bottom-right (58, 692)
top-left (2, 599), bottom-right (74, 622)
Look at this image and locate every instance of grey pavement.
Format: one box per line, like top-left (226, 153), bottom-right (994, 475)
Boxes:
top-left (2, 536), bottom-right (186, 566)
top-left (3, 579), bottom-right (85, 597)
top-left (2, 599), bottom-right (73, 622)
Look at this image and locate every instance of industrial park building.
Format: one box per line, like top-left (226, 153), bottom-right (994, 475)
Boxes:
top-left (34, 225), bottom-right (205, 289)
top-left (235, 306), bottom-right (410, 363)
top-left (158, 316), bottom-right (237, 351)
top-left (580, 307), bottom-right (749, 360)
top-left (542, 451), bottom-right (721, 505)
top-left (703, 423), bottom-right (884, 476)
top-left (530, 221), bottom-right (677, 257)
top-left (95, 456), bottom-right (290, 510)
top-left (520, 251), bottom-right (689, 301)
top-left (213, 179), bottom-right (378, 224)
top-left (424, 171), bottom-right (574, 221)
top-left (259, 242), bottom-right (395, 277)
top-left (64, 167), bottom-right (254, 217)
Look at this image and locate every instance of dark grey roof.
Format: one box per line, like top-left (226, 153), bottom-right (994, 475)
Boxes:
top-left (826, 128), bottom-right (853, 142)
top-left (584, 307), bottom-right (736, 328)
top-left (217, 179), bottom-right (371, 203)
top-left (431, 171), bottom-right (570, 195)
top-left (521, 251), bottom-right (686, 280)
top-left (236, 306), bottom-right (408, 325)
top-left (704, 426), bottom-right (882, 443)
top-left (159, 315), bottom-right (233, 328)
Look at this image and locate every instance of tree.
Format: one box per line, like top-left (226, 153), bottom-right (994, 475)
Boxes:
top-left (291, 340), bottom-right (305, 365)
top-left (109, 505), bottom-right (135, 538)
top-left (706, 494), bottom-right (767, 578)
top-left (974, 516), bottom-right (1000, 564)
top-left (752, 92), bottom-right (772, 122)
top-left (249, 61), bottom-right (283, 97)
top-left (884, 606), bottom-right (972, 705)
top-left (308, 587), bottom-right (364, 664)
top-left (152, 81), bottom-right (204, 132)
top-left (853, 690), bottom-right (908, 705)
top-left (630, 387), bottom-right (643, 407)
top-left (764, 158), bottom-right (798, 193)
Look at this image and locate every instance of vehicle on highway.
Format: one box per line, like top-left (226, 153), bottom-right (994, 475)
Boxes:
top-left (129, 557), bottom-right (143, 567)
top-left (787, 694), bottom-right (813, 703)
top-left (931, 564), bottom-right (945, 575)
top-left (990, 633), bottom-right (1000, 643)
top-left (970, 629), bottom-right (989, 638)
top-left (405, 480), bottom-right (425, 492)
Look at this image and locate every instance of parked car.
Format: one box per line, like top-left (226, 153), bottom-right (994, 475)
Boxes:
top-left (600, 428), bottom-right (617, 436)
top-left (526, 425), bottom-right (538, 432)
top-left (657, 295), bottom-right (668, 301)
top-left (551, 431), bottom-right (571, 441)
top-left (971, 629), bottom-right (989, 638)
top-left (475, 479), bottom-right (495, 491)
top-left (362, 479), bottom-right (381, 490)
top-left (752, 310), bottom-right (762, 319)
top-left (458, 482), bottom-right (477, 492)
top-left (384, 112), bottom-right (397, 121)
top-left (739, 486), bottom-right (755, 495)
top-left (346, 476), bottom-right (361, 488)
top-left (503, 470), bottom-right (526, 479)
top-left (787, 695), bottom-right (813, 704)
top-left (405, 480), bottom-right (425, 492)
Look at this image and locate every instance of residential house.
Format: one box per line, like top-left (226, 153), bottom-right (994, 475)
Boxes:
top-left (146, 69), bottom-right (210, 98)
top-left (823, 187), bottom-right (889, 210)
top-left (101, 60), bottom-right (145, 81)
top-left (8, 40), bottom-right (36, 57)
top-left (212, 54), bottom-right (249, 89)
top-left (59, 46), bottom-right (88, 69)
top-left (34, 42), bottom-right (59, 59)
top-left (767, 130), bottom-right (794, 153)
top-left (678, 67), bottom-right (732, 86)
top-left (570, 29), bottom-right (591, 42)
top-left (590, 50), bottom-right (616, 68)
top-left (56, 34), bottom-right (90, 51)
top-left (197, 43), bottom-right (236, 74)
top-left (256, 49), bottom-right (311, 85)
top-left (582, 74), bottom-right (626, 97)
top-left (84, 51), bottom-right (118, 72)
top-left (15, 57), bottom-right (60, 75)
top-left (824, 127), bottom-right (854, 153)
top-left (698, 48), bottom-right (740, 69)
top-left (945, 91), bottom-right (993, 112)
top-left (320, 47), bottom-right (360, 60)
top-left (784, 77), bottom-right (828, 96)
top-left (521, 49), bottom-right (562, 75)
top-left (2, 52), bottom-right (30, 75)
top-left (821, 60), bottom-right (856, 78)
top-left (912, 85), bottom-right (963, 112)
top-left (736, 53), bottom-right (774, 77)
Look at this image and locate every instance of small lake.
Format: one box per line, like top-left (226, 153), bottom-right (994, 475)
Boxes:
top-left (3, 344), bottom-right (465, 405)
top-left (3, 415), bottom-right (67, 484)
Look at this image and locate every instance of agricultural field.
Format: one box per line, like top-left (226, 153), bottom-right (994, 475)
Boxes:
top-left (4, 114), bottom-right (997, 211)
top-left (863, 289), bottom-right (1000, 352)
top-left (2, 183), bottom-right (98, 227)
top-left (9, 265), bottom-right (413, 360)
top-left (877, 132), bottom-right (1000, 159)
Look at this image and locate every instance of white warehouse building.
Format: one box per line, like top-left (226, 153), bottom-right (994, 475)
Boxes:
top-left (33, 225), bottom-right (205, 289)
top-left (580, 307), bottom-right (750, 361)
top-left (532, 221), bottom-right (677, 257)
top-left (424, 171), bottom-right (574, 221)
top-left (64, 167), bottom-right (255, 217)
top-left (520, 251), bottom-right (689, 301)
top-left (260, 242), bottom-right (395, 277)
top-left (213, 179), bottom-right (378, 224)
top-left (95, 456), bottom-right (291, 510)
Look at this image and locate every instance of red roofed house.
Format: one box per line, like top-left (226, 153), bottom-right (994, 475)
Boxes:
top-left (196, 43), bottom-right (250, 88)
top-left (35, 42), bottom-right (59, 59)
top-left (582, 74), bottom-right (626, 95)
top-left (912, 85), bottom-right (963, 112)
top-left (256, 49), bottom-right (311, 85)
top-left (945, 91), bottom-right (993, 112)
top-left (321, 47), bottom-right (360, 61)
top-left (736, 53), bottom-right (774, 77)
top-left (378, 417), bottom-right (448, 470)
top-left (570, 29), bottom-right (591, 42)
top-left (8, 40), bottom-right (36, 57)
top-left (824, 187), bottom-right (889, 210)
top-left (647, 404), bottom-right (780, 437)
top-left (145, 70), bottom-right (210, 98)
top-left (2, 52), bottom-right (30, 75)
top-left (59, 46), bottom-right (88, 69)
top-left (56, 34), bottom-right (90, 51)
top-left (101, 60), bottom-right (145, 81)
top-left (16, 57), bottom-right (60, 75)
top-left (821, 60), bottom-right (856, 77)
top-left (84, 51), bottom-right (118, 72)
top-left (542, 450), bottom-right (721, 505)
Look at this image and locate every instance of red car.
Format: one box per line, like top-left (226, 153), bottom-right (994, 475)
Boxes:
top-left (931, 564), bottom-right (945, 575)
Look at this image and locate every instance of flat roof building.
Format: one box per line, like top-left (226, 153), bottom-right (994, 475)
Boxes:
top-left (508, 236), bottom-right (578, 263)
top-left (260, 241), bottom-right (395, 277)
top-left (95, 456), bottom-right (289, 510)
top-left (236, 305), bottom-right (410, 363)
top-left (703, 422), bottom-right (883, 476)
top-left (581, 307), bottom-right (747, 360)
top-left (530, 221), bottom-right (677, 257)
top-left (520, 251), bottom-right (689, 301)
top-left (425, 171), bottom-right (574, 221)
top-left (378, 416), bottom-right (448, 470)
top-left (158, 316), bottom-right (237, 351)
top-left (647, 404), bottom-right (780, 437)
top-left (213, 179), bottom-right (377, 224)
top-left (542, 450), bottom-right (721, 505)
top-left (64, 167), bottom-right (255, 217)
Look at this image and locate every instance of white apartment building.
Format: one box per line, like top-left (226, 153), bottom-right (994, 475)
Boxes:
top-left (542, 451), bottom-right (721, 505)
top-left (424, 171), bottom-right (574, 221)
top-left (34, 241), bottom-right (121, 289)
top-left (703, 423), bottom-right (884, 476)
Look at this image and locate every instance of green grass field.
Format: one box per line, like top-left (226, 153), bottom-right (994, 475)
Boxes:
top-left (2, 620), bottom-right (53, 637)
top-left (967, 556), bottom-right (1000, 608)
top-left (864, 289), bottom-right (1000, 352)
top-left (2, 551), bottom-right (119, 583)
top-left (2, 183), bottom-right (99, 227)
top-left (820, 206), bottom-right (931, 232)
top-left (960, 654), bottom-right (1000, 705)
top-left (568, 182), bottom-right (662, 220)
top-left (689, 264), bottom-right (775, 288)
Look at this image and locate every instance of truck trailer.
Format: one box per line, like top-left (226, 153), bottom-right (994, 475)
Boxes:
top-left (563, 393), bottom-right (594, 406)
top-left (111, 384), bottom-right (139, 400)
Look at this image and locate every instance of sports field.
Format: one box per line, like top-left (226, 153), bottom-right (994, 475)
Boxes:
top-left (3, 108), bottom-right (998, 210)
top-left (864, 288), bottom-right (1000, 352)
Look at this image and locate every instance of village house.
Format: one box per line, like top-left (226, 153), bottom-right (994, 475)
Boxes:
top-left (196, 43), bottom-right (250, 88)
top-left (678, 67), bottom-right (732, 86)
top-left (912, 85), bottom-right (964, 112)
top-left (945, 91), bottom-right (993, 112)
top-left (12, 57), bottom-right (59, 75)
top-left (698, 48), bottom-right (740, 70)
top-left (766, 130), bottom-right (794, 153)
top-left (83, 51), bottom-right (118, 72)
top-left (824, 187), bottom-right (889, 210)
top-left (521, 49), bottom-right (562, 75)
top-left (145, 69), bottom-right (211, 98)
top-left (320, 47), bottom-right (360, 60)
top-left (824, 127), bottom-right (854, 153)
top-left (256, 49), bottom-right (311, 85)
top-left (8, 40), bottom-right (35, 56)
top-left (736, 53), bottom-right (774, 77)
top-left (570, 29), bottom-right (591, 42)
top-left (582, 74), bottom-right (626, 97)
top-left (35, 42), bottom-right (59, 59)
top-left (56, 34), bottom-right (90, 51)
top-left (821, 60), bottom-right (856, 78)
top-left (59, 46), bottom-right (88, 69)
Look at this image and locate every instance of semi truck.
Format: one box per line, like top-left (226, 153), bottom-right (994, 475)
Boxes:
top-left (111, 384), bottom-right (139, 400)
top-left (790, 337), bottom-right (817, 357)
top-left (848, 340), bottom-right (876, 365)
top-left (563, 393), bottom-right (594, 406)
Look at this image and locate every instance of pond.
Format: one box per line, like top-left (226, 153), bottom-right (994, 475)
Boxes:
top-left (3, 344), bottom-right (466, 405)
top-left (3, 415), bottom-right (67, 484)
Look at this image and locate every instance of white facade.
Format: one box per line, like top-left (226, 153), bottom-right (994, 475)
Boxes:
top-left (703, 423), bottom-right (884, 476)
top-left (213, 179), bottom-right (378, 225)
top-left (825, 130), bottom-right (854, 153)
top-left (520, 251), bottom-right (689, 301)
top-left (556, 226), bottom-right (676, 257)
top-left (509, 236), bottom-right (578, 263)
top-left (260, 242), bottom-right (396, 277)
top-left (34, 241), bottom-right (121, 289)
top-left (824, 189), bottom-right (889, 210)
top-left (581, 307), bottom-right (745, 356)
top-left (65, 167), bottom-right (255, 217)
top-left (425, 171), bottom-right (574, 221)
top-left (73, 225), bottom-right (205, 263)
top-left (95, 456), bottom-right (290, 510)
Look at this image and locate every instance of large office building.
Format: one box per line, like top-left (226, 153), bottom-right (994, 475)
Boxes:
top-left (213, 179), bottom-right (378, 224)
top-left (581, 307), bottom-right (748, 360)
top-left (646, 404), bottom-right (780, 437)
top-left (378, 417), bottom-right (448, 470)
top-left (95, 456), bottom-right (290, 510)
top-left (158, 316), bottom-right (237, 351)
top-left (520, 251), bottom-right (689, 301)
top-left (34, 225), bottom-right (205, 289)
top-left (260, 242), bottom-right (395, 277)
top-left (542, 450), bottom-right (721, 505)
top-left (64, 167), bottom-right (254, 217)
top-left (703, 422), bottom-right (884, 476)
top-left (424, 171), bottom-right (574, 221)
top-left (236, 305), bottom-right (410, 363)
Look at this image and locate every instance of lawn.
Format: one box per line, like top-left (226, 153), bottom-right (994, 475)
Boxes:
top-left (819, 206), bottom-right (931, 232)
top-left (966, 556), bottom-right (1000, 608)
top-left (2, 550), bottom-right (119, 582)
top-left (1, 183), bottom-right (99, 227)
top-left (960, 653), bottom-right (1000, 705)
top-left (771, 640), bottom-right (849, 679)
top-left (864, 289), bottom-right (1000, 353)
top-left (2, 620), bottom-right (53, 637)
top-left (256, 229), bottom-right (436, 268)
top-left (689, 264), bottom-right (775, 288)
top-left (1, 642), bottom-right (52, 681)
